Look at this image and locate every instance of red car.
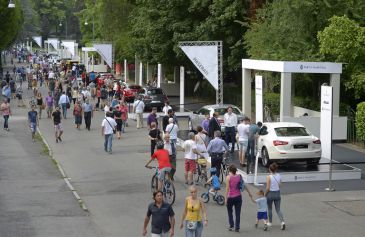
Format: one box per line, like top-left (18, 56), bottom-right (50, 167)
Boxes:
top-left (123, 84), bottom-right (143, 103)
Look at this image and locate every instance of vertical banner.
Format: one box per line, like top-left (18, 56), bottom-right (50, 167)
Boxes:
top-left (32, 36), bottom-right (42, 48)
top-left (47, 38), bottom-right (59, 51)
top-left (180, 66), bottom-right (185, 112)
top-left (320, 85), bottom-right (333, 159)
top-left (124, 59), bottom-right (128, 82)
top-left (139, 62), bottom-right (143, 86)
top-left (93, 43), bottom-right (113, 68)
top-left (157, 64), bottom-right (162, 88)
top-left (61, 40), bottom-right (75, 57)
top-left (255, 75), bottom-right (263, 122)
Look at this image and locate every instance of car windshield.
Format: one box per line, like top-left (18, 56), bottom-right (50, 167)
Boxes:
top-left (274, 127), bottom-right (310, 137)
top-left (214, 107), bottom-right (241, 116)
top-left (148, 88), bottom-right (163, 95)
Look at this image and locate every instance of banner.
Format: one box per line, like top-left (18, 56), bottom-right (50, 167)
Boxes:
top-left (255, 75), bottom-right (263, 123)
top-left (47, 38), bottom-right (59, 50)
top-left (320, 85), bottom-right (333, 159)
top-left (62, 40), bottom-right (75, 56)
top-left (32, 36), bottom-right (42, 47)
top-left (179, 45), bottom-right (218, 90)
top-left (93, 43), bottom-right (112, 68)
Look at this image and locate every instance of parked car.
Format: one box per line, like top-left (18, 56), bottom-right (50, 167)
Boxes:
top-left (188, 104), bottom-right (245, 133)
top-left (139, 87), bottom-right (168, 111)
top-left (122, 84), bottom-right (143, 103)
top-left (257, 122), bottom-right (321, 167)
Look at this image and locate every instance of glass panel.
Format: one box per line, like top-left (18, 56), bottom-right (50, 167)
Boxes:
top-left (274, 127), bottom-right (310, 137)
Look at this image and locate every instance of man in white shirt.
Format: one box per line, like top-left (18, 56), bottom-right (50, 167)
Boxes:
top-left (48, 70), bottom-right (54, 80)
top-left (101, 112), bottom-right (117, 154)
top-left (165, 117), bottom-right (179, 155)
top-left (162, 101), bottom-right (172, 115)
top-left (58, 91), bottom-right (70, 119)
top-left (237, 117), bottom-right (250, 167)
top-left (182, 132), bottom-right (201, 185)
top-left (224, 106), bottom-right (238, 153)
top-left (133, 95), bottom-right (145, 129)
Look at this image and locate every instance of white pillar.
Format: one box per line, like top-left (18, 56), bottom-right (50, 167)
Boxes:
top-left (157, 63), bottom-right (162, 87)
top-left (124, 59), bottom-right (128, 83)
top-left (180, 66), bottom-right (185, 112)
top-left (242, 68), bottom-right (251, 118)
top-left (330, 73), bottom-right (340, 116)
top-left (280, 72), bottom-right (292, 121)
top-left (139, 62), bottom-right (143, 86)
top-left (135, 55), bottom-right (139, 84)
top-left (91, 54), bottom-right (94, 71)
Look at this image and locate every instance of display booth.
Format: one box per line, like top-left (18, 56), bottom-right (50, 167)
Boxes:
top-left (81, 44), bottom-right (112, 73)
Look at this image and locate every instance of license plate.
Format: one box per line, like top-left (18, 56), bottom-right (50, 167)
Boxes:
top-left (152, 101), bottom-right (160, 103)
top-left (294, 144), bottom-right (308, 149)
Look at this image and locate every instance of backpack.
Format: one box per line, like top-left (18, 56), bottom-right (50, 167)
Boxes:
top-left (236, 175), bottom-right (245, 192)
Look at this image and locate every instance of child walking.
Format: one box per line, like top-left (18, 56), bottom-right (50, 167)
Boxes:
top-left (251, 190), bottom-right (268, 231)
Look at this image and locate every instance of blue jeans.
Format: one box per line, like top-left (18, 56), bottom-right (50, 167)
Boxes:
top-left (170, 139), bottom-right (177, 155)
top-left (61, 103), bottom-right (67, 118)
top-left (3, 115), bottom-right (9, 129)
top-left (227, 195), bottom-right (242, 230)
top-left (104, 134), bottom-right (113, 152)
top-left (184, 220), bottom-right (203, 237)
top-left (266, 191), bottom-right (284, 223)
top-left (246, 139), bottom-right (256, 172)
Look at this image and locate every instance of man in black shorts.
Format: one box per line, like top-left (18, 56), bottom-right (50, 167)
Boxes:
top-left (52, 106), bottom-right (63, 143)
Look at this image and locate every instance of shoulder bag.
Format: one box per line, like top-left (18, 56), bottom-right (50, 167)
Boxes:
top-left (105, 117), bottom-right (116, 134)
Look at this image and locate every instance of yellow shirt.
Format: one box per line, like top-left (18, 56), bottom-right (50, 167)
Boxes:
top-left (185, 198), bottom-right (202, 221)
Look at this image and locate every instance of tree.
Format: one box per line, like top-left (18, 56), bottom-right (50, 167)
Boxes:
top-left (0, 0), bottom-right (23, 50)
top-left (318, 16), bottom-right (365, 99)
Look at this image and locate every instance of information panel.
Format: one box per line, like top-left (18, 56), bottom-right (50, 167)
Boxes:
top-left (320, 86), bottom-right (333, 159)
top-left (255, 75), bottom-right (263, 123)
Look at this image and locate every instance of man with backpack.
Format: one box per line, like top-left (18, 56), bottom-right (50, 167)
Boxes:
top-left (100, 85), bottom-right (108, 110)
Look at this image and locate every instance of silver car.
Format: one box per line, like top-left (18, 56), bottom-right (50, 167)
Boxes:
top-left (188, 104), bottom-right (245, 132)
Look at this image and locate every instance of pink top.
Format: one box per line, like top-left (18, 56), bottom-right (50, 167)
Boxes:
top-left (228, 175), bottom-right (241, 198)
top-left (1, 103), bottom-right (10, 116)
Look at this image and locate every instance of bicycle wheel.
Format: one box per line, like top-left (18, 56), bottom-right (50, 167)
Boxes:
top-left (219, 165), bottom-right (225, 183)
top-left (151, 174), bottom-right (158, 193)
top-left (201, 193), bottom-right (210, 203)
top-left (216, 195), bottom-right (225, 205)
top-left (164, 180), bottom-right (175, 205)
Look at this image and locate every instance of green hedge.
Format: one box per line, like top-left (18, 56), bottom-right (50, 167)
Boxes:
top-left (355, 102), bottom-right (365, 142)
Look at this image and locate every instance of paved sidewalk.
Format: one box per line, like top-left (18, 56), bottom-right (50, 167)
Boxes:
top-left (0, 96), bottom-right (100, 237)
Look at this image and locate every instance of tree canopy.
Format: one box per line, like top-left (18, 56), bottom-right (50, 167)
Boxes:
top-left (0, 0), bottom-right (23, 50)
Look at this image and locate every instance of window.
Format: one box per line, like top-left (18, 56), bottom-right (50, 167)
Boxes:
top-left (148, 88), bottom-right (163, 95)
top-left (274, 127), bottom-right (310, 137)
top-left (198, 108), bottom-right (210, 115)
top-left (215, 107), bottom-right (241, 116)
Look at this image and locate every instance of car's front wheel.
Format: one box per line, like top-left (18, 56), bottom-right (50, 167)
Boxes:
top-left (261, 147), bottom-right (271, 167)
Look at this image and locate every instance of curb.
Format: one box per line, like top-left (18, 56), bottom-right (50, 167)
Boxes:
top-left (23, 95), bottom-right (89, 212)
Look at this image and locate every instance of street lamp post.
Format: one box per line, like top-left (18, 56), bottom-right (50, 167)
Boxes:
top-left (59, 20), bottom-right (68, 39)
top-left (8, 0), bottom-right (15, 8)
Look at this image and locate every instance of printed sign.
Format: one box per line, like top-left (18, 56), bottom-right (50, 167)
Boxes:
top-left (320, 86), bottom-right (333, 159)
top-left (255, 75), bottom-right (263, 123)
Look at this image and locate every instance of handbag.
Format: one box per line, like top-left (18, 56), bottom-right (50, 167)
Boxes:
top-left (66, 102), bottom-right (70, 109)
top-left (187, 221), bottom-right (198, 231)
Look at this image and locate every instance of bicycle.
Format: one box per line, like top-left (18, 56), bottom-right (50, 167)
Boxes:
top-left (219, 156), bottom-right (230, 184)
top-left (200, 185), bottom-right (225, 205)
top-left (195, 157), bottom-right (208, 185)
top-left (146, 166), bottom-right (176, 205)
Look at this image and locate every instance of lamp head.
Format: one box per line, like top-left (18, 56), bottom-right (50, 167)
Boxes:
top-left (8, 0), bottom-right (15, 8)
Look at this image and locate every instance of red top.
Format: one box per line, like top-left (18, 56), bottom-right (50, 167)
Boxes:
top-left (151, 149), bottom-right (171, 169)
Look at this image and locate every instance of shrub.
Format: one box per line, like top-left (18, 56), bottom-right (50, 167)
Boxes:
top-left (355, 102), bottom-right (365, 142)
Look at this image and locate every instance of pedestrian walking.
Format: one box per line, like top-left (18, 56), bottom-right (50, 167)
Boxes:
top-left (45, 91), bottom-right (53, 118)
top-left (113, 104), bottom-right (123, 139)
top-left (225, 165), bottom-right (253, 232)
top-left (82, 99), bottom-right (93, 131)
top-left (36, 92), bottom-right (44, 119)
top-left (182, 132), bottom-right (201, 185)
top-left (208, 112), bottom-right (221, 140)
top-left (246, 120), bottom-right (262, 173)
top-left (101, 112), bottom-right (117, 154)
top-left (120, 101), bottom-right (128, 133)
top-left (52, 106), bottom-right (63, 143)
top-left (250, 190), bottom-right (269, 231)
top-left (58, 91), bottom-right (70, 119)
top-left (1, 98), bottom-right (11, 131)
top-left (15, 85), bottom-right (24, 107)
top-left (165, 118), bottom-right (179, 155)
top-left (195, 126), bottom-right (208, 159)
top-left (200, 114), bottom-right (210, 135)
top-left (162, 101), bottom-right (172, 115)
top-left (143, 191), bottom-right (175, 237)
top-left (224, 106), bottom-right (237, 153)
top-left (207, 131), bottom-right (229, 178)
top-left (163, 133), bottom-right (176, 181)
top-left (236, 118), bottom-right (249, 167)
top-left (28, 104), bottom-right (39, 141)
top-left (73, 102), bottom-right (83, 130)
top-left (180, 185), bottom-right (208, 237)
top-left (133, 95), bottom-right (145, 129)
top-left (147, 107), bottom-right (158, 129)
top-left (265, 163), bottom-right (285, 230)
top-left (148, 122), bottom-right (161, 156)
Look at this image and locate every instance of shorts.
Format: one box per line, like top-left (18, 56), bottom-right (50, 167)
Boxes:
top-left (30, 123), bottom-right (37, 133)
top-left (54, 123), bottom-right (63, 131)
top-left (239, 140), bottom-right (248, 152)
top-left (158, 167), bottom-right (172, 180)
top-left (75, 115), bottom-right (82, 124)
top-left (257, 211), bottom-right (268, 220)
top-left (116, 120), bottom-right (123, 131)
top-left (184, 159), bottom-right (196, 173)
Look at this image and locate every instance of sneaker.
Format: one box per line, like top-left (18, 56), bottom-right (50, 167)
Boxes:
top-left (228, 227), bottom-right (233, 231)
top-left (56, 138), bottom-right (58, 143)
top-left (281, 222), bottom-right (285, 230)
top-left (264, 224), bottom-right (268, 231)
top-left (234, 229), bottom-right (239, 232)
top-left (58, 136), bottom-right (62, 142)
top-left (267, 222), bottom-right (272, 227)
top-left (255, 223), bottom-right (258, 228)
